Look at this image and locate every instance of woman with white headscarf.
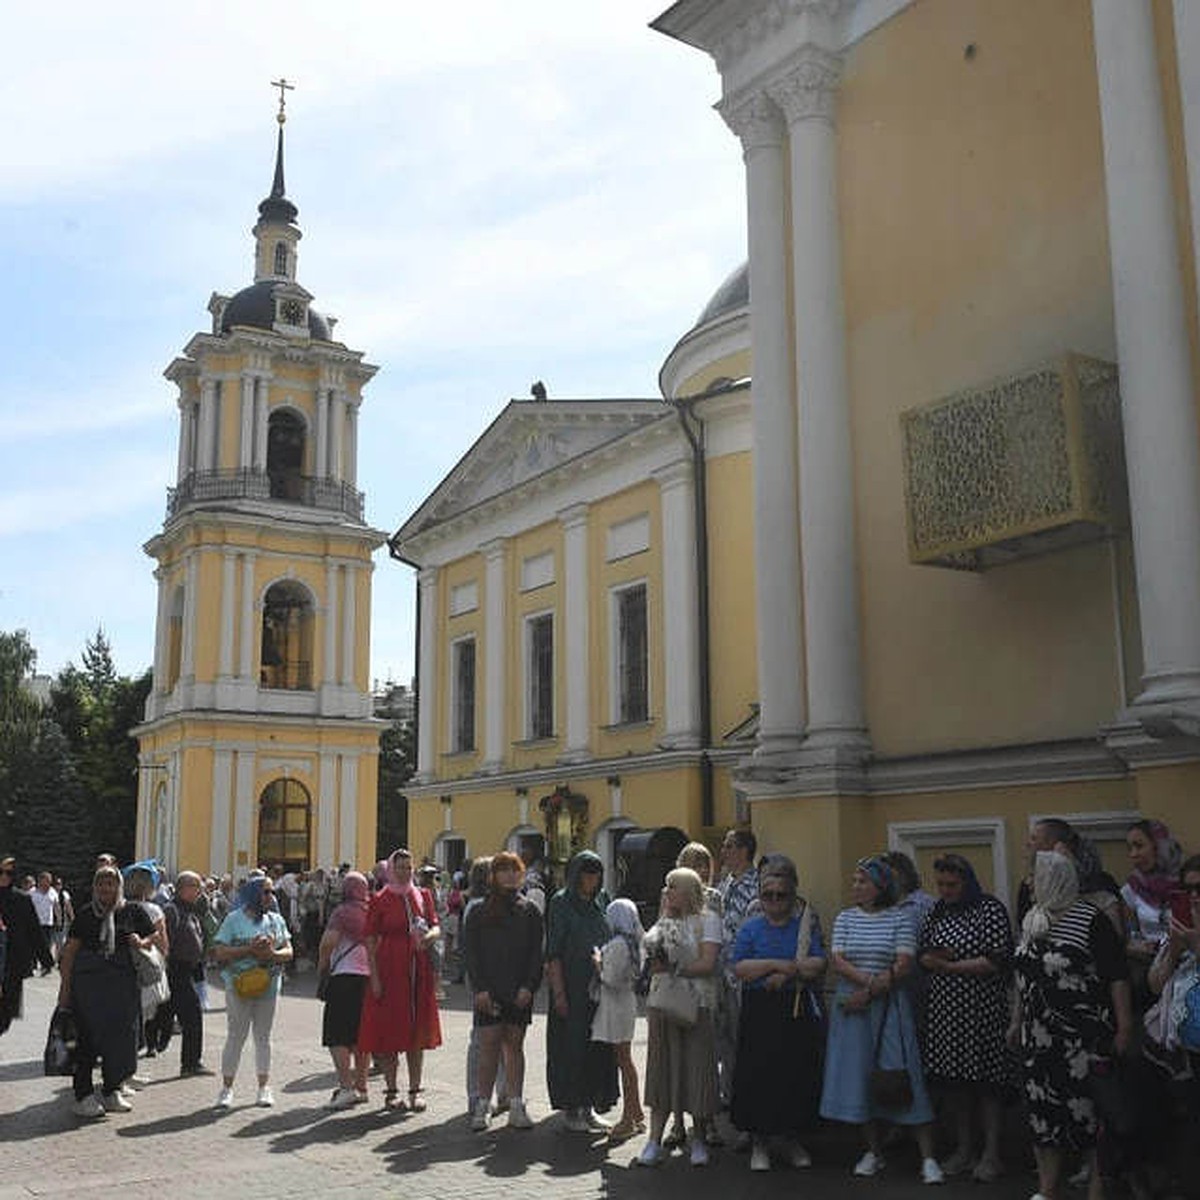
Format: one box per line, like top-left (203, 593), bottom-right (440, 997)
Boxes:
top-left (591, 896), bottom-right (645, 1141)
top-left (1010, 850), bottom-right (1133, 1200)
top-left (56, 865), bottom-right (156, 1118)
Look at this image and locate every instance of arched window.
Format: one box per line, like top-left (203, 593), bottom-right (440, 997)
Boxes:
top-left (267, 408), bottom-right (305, 500)
top-left (257, 778), bottom-right (310, 872)
top-left (273, 241), bottom-right (289, 277)
top-left (260, 581), bottom-right (314, 690)
top-left (165, 585), bottom-right (184, 691)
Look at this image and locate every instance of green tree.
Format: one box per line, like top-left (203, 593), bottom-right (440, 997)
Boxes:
top-left (376, 717), bottom-right (414, 859)
top-left (0, 629), bottom-right (42, 854)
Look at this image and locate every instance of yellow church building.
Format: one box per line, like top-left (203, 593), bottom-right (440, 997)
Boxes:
top-left (396, 0), bottom-right (1200, 922)
top-left (134, 102), bottom-right (385, 878)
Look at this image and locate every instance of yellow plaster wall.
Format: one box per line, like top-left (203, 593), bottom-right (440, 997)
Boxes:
top-left (838, 0), bottom-right (1125, 756)
top-left (440, 554), bottom-right (483, 776)
top-left (1134, 763), bottom-right (1200, 852)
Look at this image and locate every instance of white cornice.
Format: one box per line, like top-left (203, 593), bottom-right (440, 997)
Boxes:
top-left (659, 305), bottom-right (751, 398)
top-left (168, 330), bottom-right (377, 385)
top-left (145, 509), bottom-right (387, 559)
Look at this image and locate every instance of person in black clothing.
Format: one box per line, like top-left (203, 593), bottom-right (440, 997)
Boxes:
top-left (163, 871), bottom-right (211, 1075)
top-left (463, 850), bottom-right (544, 1132)
top-left (0, 855), bottom-right (49, 1036)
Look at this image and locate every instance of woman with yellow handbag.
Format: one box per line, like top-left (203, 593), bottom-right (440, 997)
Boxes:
top-left (211, 875), bottom-right (293, 1110)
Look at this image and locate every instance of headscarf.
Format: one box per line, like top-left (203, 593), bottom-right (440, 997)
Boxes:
top-left (856, 855), bottom-right (899, 907)
top-left (563, 850), bottom-right (605, 909)
top-left (1127, 819), bottom-right (1184, 909)
top-left (605, 898), bottom-right (643, 969)
top-left (1020, 850), bottom-right (1079, 946)
top-left (932, 853), bottom-right (984, 910)
top-left (326, 871), bottom-right (370, 943)
top-left (384, 849), bottom-right (415, 897)
top-left (90, 864), bottom-right (124, 958)
top-left (237, 875), bottom-right (274, 920)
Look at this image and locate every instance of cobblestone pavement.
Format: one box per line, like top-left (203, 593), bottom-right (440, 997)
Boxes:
top-left (0, 970), bottom-right (1040, 1199)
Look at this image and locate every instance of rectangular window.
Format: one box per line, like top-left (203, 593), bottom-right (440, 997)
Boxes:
top-left (451, 638), bottom-right (476, 752)
top-left (614, 582), bottom-right (648, 724)
top-left (526, 612), bottom-right (554, 740)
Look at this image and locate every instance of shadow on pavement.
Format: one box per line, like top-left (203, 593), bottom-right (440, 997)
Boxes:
top-left (0, 1057), bottom-right (44, 1083)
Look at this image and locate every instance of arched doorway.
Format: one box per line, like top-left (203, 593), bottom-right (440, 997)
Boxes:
top-left (267, 409), bottom-right (305, 500)
top-left (257, 778), bottom-right (311, 872)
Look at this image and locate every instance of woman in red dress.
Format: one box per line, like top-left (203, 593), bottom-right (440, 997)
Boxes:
top-left (358, 848), bottom-right (443, 1111)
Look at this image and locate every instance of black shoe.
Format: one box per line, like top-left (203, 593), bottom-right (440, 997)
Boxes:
top-left (181, 1064), bottom-right (215, 1077)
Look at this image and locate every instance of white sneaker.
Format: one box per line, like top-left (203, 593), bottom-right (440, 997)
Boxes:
top-left (470, 1098), bottom-right (490, 1132)
top-left (921, 1158), bottom-right (945, 1185)
top-left (507, 1098), bottom-right (533, 1130)
top-left (790, 1142), bottom-right (812, 1169)
top-left (215, 1086), bottom-right (234, 1110)
top-left (690, 1138), bottom-right (709, 1167)
top-left (256, 1084), bottom-right (275, 1107)
top-left (72, 1094), bottom-right (107, 1119)
top-left (636, 1140), bottom-right (665, 1167)
top-left (584, 1109), bottom-right (613, 1133)
top-left (854, 1150), bottom-right (886, 1177)
top-left (327, 1087), bottom-right (358, 1111)
top-left (751, 1140), bottom-right (771, 1172)
top-left (100, 1090), bottom-right (132, 1113)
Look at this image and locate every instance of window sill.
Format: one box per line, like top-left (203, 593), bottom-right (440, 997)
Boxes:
top-left (440, 749), bottom-right (477, 760)
top-left (599, 718), bottom-right (655, 733)
top-left (512, 736), bottom-right (557, 748)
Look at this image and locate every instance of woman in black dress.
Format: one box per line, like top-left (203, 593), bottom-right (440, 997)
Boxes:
top-left (57, 864), bottom-right (156, 1118)
top-left (0, 854), bottom-right (49, 1037)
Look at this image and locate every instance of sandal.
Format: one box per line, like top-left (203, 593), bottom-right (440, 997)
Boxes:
top-left (384, 1089), bottom-right (407, 1112)
top-left (408, 1088), bottom-right (427, 1113)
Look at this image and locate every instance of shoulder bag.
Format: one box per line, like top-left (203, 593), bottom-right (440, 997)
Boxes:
top-left (647, 971), bottom-right (699, 1027)
top-left (868, 987), bottom-right (913, 1110)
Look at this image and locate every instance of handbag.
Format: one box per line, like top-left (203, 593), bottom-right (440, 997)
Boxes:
top-left (132, 943), bottom-right (166, 989)
top-left (868, 988), bottom-right (914, 1110)
top-left (233, 965), bottom-right (272, 999)
top-left (43, 1007), bottom-right (78, 1076)
top-left (647, 972), bottom-right (699, 1027)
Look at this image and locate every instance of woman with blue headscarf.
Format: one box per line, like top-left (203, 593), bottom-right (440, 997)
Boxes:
top-left (820, 855), bottom-right (942, 1185)
top-left (211, 874), bottom-right (292, 1110)
top-left (918, 853), bottom-right (1014, 1181)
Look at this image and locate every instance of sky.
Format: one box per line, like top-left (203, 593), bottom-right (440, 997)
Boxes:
top-left (0, 1), bottom-right (747, 689)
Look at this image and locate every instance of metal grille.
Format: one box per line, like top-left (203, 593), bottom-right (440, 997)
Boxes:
top-left (167, 469), bottom-right (364, 522)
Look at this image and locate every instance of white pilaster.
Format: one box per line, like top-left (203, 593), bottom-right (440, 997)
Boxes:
top-left (341, 564), bottom-right (357, 688)
top-left (176, 400), bottom-right (191, 484)
top-left (770, 50), bottom-right (869, 756)
top-left (239, 375), bottom-right (255, 470)
top-left (654, 459), bottom-right (702, 748)
top-left (1094, 0), bottom-right (1200, 708)
top-left (338, 755), bottom-right (359, 867)
top-left (196, 378), bottom-right (217, 473)
top-left (346, 402), bottom-right (359, 486)
top-left (329, 392), bottom-right (346, 482)
top-left (152, 568), bottom-right (170, 695)
top-left (219, 551), bottom-right (236, 679)
top-left (318, 753), bottom-right (337, 868)
top-left (253, 383), bottom-right (268, 473)
top-left (211, 749), bottom-right (233, 877)
top-left (239, 552), bottom-right (257, 681)
top-left (481, 538), bottom-right (508, 773)
top-left (559, 503), bottom-right (591, 762)
top-left (316, 389), bottom-right (329, 478)
top-left (181, 552), bottom-right (198, 682)
top-left (719, 90), bottom-right (808, 761)
top-left (324, 561), bottom-right (339, 691)
top-left (233, 750), bottom-right (256, 875)
top-left (416, 567), bottom-right (439, 781)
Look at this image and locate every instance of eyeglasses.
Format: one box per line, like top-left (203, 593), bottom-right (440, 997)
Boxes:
top-left (761, 890), bottom-right (793, 902)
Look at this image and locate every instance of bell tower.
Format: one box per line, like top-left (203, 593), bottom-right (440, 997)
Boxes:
top-left (134, 84), bottom-right (385, 877)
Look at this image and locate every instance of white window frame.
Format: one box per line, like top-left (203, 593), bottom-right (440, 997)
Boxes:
top-left (887, 817), bottom-right (1011, 910)
top-left (448, 635), bottom-right (477, 753)
top-left (523, 608), bottom-right (555, 741)
top-left (608, 579), bottom-right (649, 725)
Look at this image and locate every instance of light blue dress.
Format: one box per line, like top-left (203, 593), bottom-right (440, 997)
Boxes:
top-left (819, 905), bottom-right (934, 1125)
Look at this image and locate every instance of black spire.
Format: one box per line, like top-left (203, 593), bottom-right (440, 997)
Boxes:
top-left (258, 124), bottom-right (299, 226)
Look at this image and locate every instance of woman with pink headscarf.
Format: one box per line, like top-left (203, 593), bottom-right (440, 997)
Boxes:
top-left (1123, 819), bottom-right (1183, 957)
top-left (357, 849), bottom-right (442, 1112)
top-left (317, 871), bottom-right (372, 1109)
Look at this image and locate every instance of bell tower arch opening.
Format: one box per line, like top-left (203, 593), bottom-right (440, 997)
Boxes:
top-left (260, 579), bottom-right (315, 690)
top-left (267, 408), bottom-right (306, 500)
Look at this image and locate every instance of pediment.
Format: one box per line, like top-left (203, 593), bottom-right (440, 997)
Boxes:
top-left (397, 399), bottom-right (667, 540)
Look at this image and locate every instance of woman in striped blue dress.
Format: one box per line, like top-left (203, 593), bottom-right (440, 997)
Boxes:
top-left (819, 856), bottom-right (942, 1185)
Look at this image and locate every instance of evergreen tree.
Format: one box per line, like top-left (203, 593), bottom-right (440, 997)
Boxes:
top-left (376, 717), bottom-right (414, 859)
top-left (0, 630), bottom-right (42, 855)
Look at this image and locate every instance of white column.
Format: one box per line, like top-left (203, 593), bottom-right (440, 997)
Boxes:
top-left (253, 383), bottom-right (269, 473)
top-left (1094, 0), bottom-right (1200, 707)
top-left (719, 91), bottom-right (807, 759)
top-left (176, 401), bottom-right (191, 484)
top-left (233, 751), bottom-right (256, 875)
top-left (211, 749), bottom-right (233, 876)
top-left (329, 392), bottom-right (346, 482)
top-left (324, 561), bottom-right (339, 690)
top-left (416, 567), bottom-right (439, 781)
top-left (239, 375), bottom-right (255, 470)
top-left (317, 753), bottom-right (337, 868)
top-left (481, 538), bottom-right (508, 773)
top-left (557, 504), bottom-right (591, 762)
top-left (181, 552), bottom-right (198, 682)
top-left (338, 755), bottom-right (359, 867)
top-left (135, 759), bottom-right (151, 859)
top-left (341, 564), bottom-right (357, 688)
top-left (196, 378), bottom-right (217, 473)
top-left (167, 751), bottom-right (182, 872)
top-left (152, 568), bottom-right (170, 695)
top-left (316, 388), bottom-right (329, 478)
top-left (769, 53), bottom-right (869, 755)
top-left (219, 551), bottom-right (236, 679)
top-left (345, 402), bottom-right (359, 486)
top-left (655, 459), bottom-right (702, 748)
top-left (238, 552), bottom-right (256, 680)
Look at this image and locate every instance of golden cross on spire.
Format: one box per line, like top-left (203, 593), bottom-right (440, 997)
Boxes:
top-left (271, 77), bottom-right (295, 125)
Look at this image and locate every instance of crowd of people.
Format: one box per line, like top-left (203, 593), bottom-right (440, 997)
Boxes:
top-left (1, 814), bottom-right (1198, 1200)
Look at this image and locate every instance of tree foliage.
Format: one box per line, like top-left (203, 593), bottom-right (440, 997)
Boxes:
top-left (376, 716), bottom-right (414, 860)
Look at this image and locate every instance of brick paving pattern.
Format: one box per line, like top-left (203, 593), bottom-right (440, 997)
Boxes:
top-left (0, 971), bottom-right (1038, 1198)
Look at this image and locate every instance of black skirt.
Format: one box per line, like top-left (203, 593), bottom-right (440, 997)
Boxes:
top-left (322, 974), bottom-right (368, 1048)
top-left (731, 985), bottom-right (823, 1135)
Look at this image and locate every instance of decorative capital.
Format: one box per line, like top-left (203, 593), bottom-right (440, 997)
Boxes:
top-left (418, 565), bottom-right (439, 590)
top-left (710, 1), bottom-right (847, 73)
top-left (767, 46), bottom-right (843, 126)
top-left (718, 90), bottom-right (785, 153)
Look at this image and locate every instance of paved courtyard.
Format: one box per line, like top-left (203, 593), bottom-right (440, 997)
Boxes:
top-left (0, 970), bottom-right (1040, 1199)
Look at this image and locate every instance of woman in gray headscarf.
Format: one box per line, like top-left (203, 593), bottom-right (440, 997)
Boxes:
top-left (57, 865), bottom-right (157, 1118)
top-left (1011, 850), bottom-right (1132, 1200)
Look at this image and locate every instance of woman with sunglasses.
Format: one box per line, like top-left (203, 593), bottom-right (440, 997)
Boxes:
top-left (917, 853), bottom-right (1014, 1182)
top-left (0, 855), bottom-right (48, 1039)
top-left (730, 858), bottom-right (826, 1172)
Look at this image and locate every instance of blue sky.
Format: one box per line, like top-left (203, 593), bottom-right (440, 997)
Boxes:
top-left (0, 2), bottom-right (746, 687)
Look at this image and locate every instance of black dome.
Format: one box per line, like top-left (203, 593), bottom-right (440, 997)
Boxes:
top-left (220, 280), bottom-right (331, 341)
top-left (694, 261), bottom-right (749, 328)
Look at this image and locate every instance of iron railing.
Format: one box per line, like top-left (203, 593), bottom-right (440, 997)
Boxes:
top-left (167, 469), bottom-right (364, 522)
